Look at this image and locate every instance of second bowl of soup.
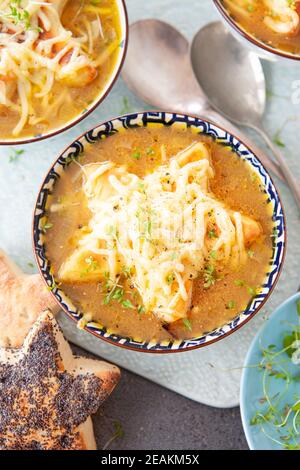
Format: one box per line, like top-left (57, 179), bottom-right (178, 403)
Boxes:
top-left (33, 112), bottom-right (286, 352)
top-left (0, 0), bottom-right (128, 144)
top-left (214, 0), bottom-right (300, 62)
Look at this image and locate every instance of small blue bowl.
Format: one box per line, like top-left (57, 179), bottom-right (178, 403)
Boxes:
top-left (33, 111), bottom-right (286, 353)
top-left (241, 293), bottom-right (300, 450)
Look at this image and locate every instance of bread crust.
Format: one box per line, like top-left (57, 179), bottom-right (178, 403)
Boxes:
top-left (0, 310), bottom-right (120, 450)
top-left (0, 250), bottom-right (60, 348)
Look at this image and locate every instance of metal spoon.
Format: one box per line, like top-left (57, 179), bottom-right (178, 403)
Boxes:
top-left (191, 21), bottom-right (300, 209)
top-left (122, 19), bottom-right (282, 180)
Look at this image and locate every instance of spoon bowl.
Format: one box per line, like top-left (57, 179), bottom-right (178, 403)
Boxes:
top-left (122, 19), bottom-right (283, 181)
top-left (191, 21), bottom-right (266, 129)
top-left (122, 19), bottom-right (208, 115)
top-left (191, 21), bottom-right (300, 210)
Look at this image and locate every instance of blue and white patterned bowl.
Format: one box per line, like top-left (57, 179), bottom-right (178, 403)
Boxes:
top-left (33, 112), bottom-right (286, 353)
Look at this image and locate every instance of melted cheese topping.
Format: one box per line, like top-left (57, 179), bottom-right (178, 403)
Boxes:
top-left (224, 0), bottom-right (300, 35)
top-left (263, 0), bottom-right (300, 34)
top-left (0, 0), bottom-right (115, 136)
top-left (58, 142), bottom-right (262, 324)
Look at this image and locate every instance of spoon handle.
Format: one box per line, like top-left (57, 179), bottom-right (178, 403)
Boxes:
top-left (201, 109), bottom-right (283, 182)
top-left (250, 125), bottom-right (300, 210)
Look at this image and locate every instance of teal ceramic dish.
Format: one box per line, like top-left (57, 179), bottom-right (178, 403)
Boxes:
top-left (241, 293), bottom-right (300, 450)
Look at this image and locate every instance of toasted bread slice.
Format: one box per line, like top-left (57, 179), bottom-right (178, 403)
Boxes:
top-left (0, 310), bottom-right (120, 450)
top-left (0, 250), bottom-right (60, 347)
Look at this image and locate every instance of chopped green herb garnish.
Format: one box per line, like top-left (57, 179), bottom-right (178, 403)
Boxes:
top-left (208, 228), bottom-right (218, 239)
top-left (3, 1), bottom-right (42, 32)
top-left (203, 265), bottom-right (217, 289)
top-left (102, 420), bottom-right (125, 450)
top-left (183, 318), bottom-right (192, 332)
top-left (247, 286), bottom-right (257, 297)
top-left (137, 304), bottom-right (145, 315)
top-left (226, 300), bottom-right (236, 310)
top-left (103, 273), bottom-right (135, 309)
top-left (119, 96), bottom-right (132, 115)
top-left (41, 221), bottom-right (53, 233)
top-left (122, 265), bottom-right (132, 278)
top-left (297, 300), bottom-right (300, 317)
top-left (146, 147), bottom-right (155, 156)
top-left (122, 299), bottom-right (135, 309)
top-left (234, 280), bottom-right (245, 287)
top-left (132, 150), bottom-right (141, 160)
top-left (9, 148), bottom-right (24, 163)
top-left (167, 273), bottom-right (175, 285)
top-left (81, 256), bottom-right (99, 276)
top-left (47, 280), bottom-right (61, 292)
top-left (273, 126), bottom-right (286, 148)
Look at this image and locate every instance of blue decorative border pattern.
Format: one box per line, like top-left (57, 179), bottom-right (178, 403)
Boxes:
top-left (33, 112), bottom-right (286, 352)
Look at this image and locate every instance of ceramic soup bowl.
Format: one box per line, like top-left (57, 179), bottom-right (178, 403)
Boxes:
top-left (33, 111), bottom-right (286, 353)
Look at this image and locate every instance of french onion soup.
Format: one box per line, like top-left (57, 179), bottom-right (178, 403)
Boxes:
top-left (0, 0), bottom-right (123, 140)
top-left (221, 0), bottom-right (300, 56)
top-left (44, 126), bottom-right (274, 342)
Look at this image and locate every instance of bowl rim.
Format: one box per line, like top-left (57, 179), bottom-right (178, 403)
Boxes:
top-left (32, 110), bottom-right (287, 354)
top-left (0, 0), bottom-right (129, 146)
top-left (213, 0), bottom-right (300, 62)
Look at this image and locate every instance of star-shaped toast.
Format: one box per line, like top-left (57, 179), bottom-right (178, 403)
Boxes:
top-left (0, 249), bottom-right (60, 348)
top-left (0, 310), bottom-right (120, 450)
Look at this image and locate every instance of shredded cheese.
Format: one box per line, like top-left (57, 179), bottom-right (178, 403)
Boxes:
top-left (0, 0), bottom-right (107, 136)
top-left (224, 0), bottom-right (300, 35)
top-left (58, 143), bottom-right (262, 324)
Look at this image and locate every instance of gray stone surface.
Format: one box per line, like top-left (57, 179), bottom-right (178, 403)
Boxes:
top-left (72, 346), bottom-right (248, 451)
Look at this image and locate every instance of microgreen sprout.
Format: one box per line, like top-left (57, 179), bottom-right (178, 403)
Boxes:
top-left (203, 264), bottom-right (217, 289)
top-left (80, 256), bottom-right (99, 277)
top-left (8, 148), bottom-right (24, 163)
top-left (41, 220), bottom-right (53, 233)
top-left (102, 420), bottom-right (125, 450)
top-left (183, 318), bottom-right (192, 332)
top-left (250, 299), bottom-right (300, 450)
top-left (103, 272), bottom-right (135, 309)
top-left (1, 1), bottom-right (42, 33)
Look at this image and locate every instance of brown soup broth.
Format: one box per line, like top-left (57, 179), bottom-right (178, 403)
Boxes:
top-left (45, 126), bottom-right (274, 342)
top-left (221, 0), bottom-right (300, 56)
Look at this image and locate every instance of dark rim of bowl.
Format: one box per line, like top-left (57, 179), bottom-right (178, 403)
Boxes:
top-left (32, 111), bottom-right (287, 354)
top-left (213, 0), bottom-right (300, 62)
top-left (0, 0), bottom-right (129, 146)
